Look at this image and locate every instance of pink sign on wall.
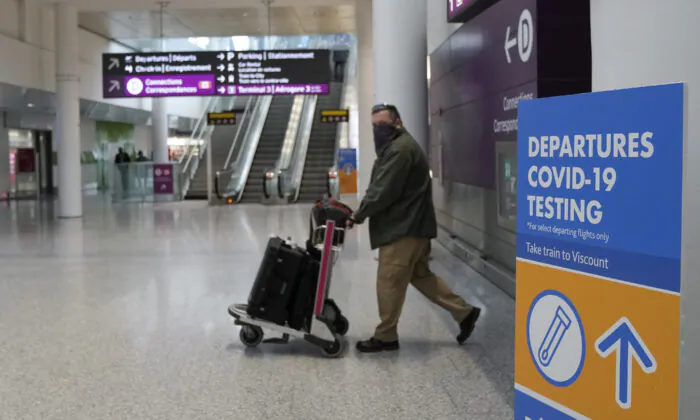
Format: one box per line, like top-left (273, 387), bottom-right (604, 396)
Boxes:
top-left (153, 164), bottom-right (174, 195)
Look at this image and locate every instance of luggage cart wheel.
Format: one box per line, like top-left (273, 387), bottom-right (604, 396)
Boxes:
top-left (240, 325), bottom-right (264, 348)
top-left (334, 315), bottom-right (349, 336)
top-left (320, 337), bottom-right (346, 358)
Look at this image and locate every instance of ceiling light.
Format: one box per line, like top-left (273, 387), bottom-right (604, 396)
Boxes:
top-left (27, 103), bottom-right (34, 107)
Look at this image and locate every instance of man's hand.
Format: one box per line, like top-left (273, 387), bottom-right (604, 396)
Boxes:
top-left (346, 215), bottom-right (361, 229)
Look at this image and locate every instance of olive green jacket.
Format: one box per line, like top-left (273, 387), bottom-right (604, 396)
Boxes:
top-left (354, 130), bottom-right (438, 249)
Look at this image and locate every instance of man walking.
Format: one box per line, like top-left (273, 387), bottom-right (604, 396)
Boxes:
top-left (350, 104), bottom-right (482, 353)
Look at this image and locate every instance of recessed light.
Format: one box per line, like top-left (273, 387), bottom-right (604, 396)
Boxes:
top-left (27, 103), bottom-right (34, 107)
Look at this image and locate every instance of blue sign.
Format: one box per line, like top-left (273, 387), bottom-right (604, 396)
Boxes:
top-left (515, 83), bottom-right (685, 419)
top-left (517, 83), bottom-right (685, 293)
top-left (338, 148), bottom-right (358, 194)
top-left (338, 148), bottom-right (357, 171)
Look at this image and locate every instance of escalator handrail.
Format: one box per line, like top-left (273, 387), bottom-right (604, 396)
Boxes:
top-left (274, 95), bottom-right (306, 174)
top-left (262, 170), bottom-right (271, 199)
top-left (290, 95), bottom-right (319, 202)
top-left (277, 170), bottom-right (285, 199)
top-left (181, 96), bottom-right (217, 170)
top-left (234, 96), bottom-right (273, 203)
top-left (214, 168), bottom-right (226, 200)
top-left (211, 96), bottom-right (270, 201)
top-left (223, 95), bottom-right (256, 170)
top-left (326, 169), bottom-right (333, 198)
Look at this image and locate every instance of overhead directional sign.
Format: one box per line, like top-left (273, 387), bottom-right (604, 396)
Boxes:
top-left (207, 112), bottom-right (236, 126)
top-left (447, 0), bottom-right (499, 23)
top-left (514, 83), bottom-right (685, 419)
top-left (320, 109), bottom-right (349, 123)
top-left (102, 50), bottom-right (331, 98)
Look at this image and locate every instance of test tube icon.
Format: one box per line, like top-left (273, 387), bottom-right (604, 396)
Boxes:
top-left (537, 306), bottom-right (572, 367)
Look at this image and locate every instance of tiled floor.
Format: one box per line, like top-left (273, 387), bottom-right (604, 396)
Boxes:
top-left (0, 198), bottom-right (514, 419)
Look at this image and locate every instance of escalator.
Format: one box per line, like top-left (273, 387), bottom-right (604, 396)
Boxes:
top-left (185, 97), bottom-right (251, 200)
top-left (296, 82), bottom-right (343, 202)
top-left (238, 95), bottom-right (295, 203)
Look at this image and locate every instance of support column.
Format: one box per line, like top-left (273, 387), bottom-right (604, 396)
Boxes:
top-left (55, 2), bottom-right (82, 218)
top-left (151, 99), bottom-right (169, 163)
top-left (356, 0), bottom-right (374, 197)
top-left (372, 0), bottom-right (429, 152)
top-left (590, 1), bottom-right (700, 417)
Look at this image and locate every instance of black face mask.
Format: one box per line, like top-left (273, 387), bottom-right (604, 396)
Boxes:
top-left (373, 124), bottom-right (397, 154)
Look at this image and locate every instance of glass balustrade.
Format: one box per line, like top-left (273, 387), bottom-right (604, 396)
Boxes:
top-left (112, 162), bottom-right (182, 203)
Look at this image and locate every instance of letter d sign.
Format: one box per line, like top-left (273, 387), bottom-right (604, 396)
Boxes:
top-left (518, 9), bottom-right (534, 63)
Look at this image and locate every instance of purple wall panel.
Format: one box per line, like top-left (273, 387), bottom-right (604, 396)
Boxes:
top-left (429, 0), bottom-right (591, 189)
top-left (430, 41), bottom-right (453, 84)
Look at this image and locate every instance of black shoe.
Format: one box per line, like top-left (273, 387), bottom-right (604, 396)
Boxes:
top-left (457, 307), bottom-right (482, 345)
top-left (356, 337), bottom-right (399, 353)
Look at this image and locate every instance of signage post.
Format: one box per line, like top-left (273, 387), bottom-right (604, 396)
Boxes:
top-left (514, 83), bottom-right (686, 419)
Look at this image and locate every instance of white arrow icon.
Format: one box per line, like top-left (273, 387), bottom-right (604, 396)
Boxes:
top-left (108, 57), bottom-right (120, 70)
top-left (596, 317), bottom-right (657, 410)
top-left (217, 76), bottom-right (225, 83)
top-left (504, 25), bottom-right (517, 64)
top-left (505, 9), bottom-right (534, 64)
top-left (218, 86), bottom-right (226, 94)
top-left (218, 64), bottom-right (225, 71)
top-left (108, 80), bottom-right (121, 92)
top-left (217, 53), bottom-right (225, 60)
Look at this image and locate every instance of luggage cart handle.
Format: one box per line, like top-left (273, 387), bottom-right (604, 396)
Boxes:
top-left (308, 198), bottom-right (354, 249)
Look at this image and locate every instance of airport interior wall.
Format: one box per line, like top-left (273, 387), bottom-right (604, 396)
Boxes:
top-left (0, 0), bottom-right (204, 120)
top-left (589, 0), bottom-right (700, 412)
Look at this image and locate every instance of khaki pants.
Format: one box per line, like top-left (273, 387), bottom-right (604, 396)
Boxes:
top-left (374, 237), bottom-right (474, 342)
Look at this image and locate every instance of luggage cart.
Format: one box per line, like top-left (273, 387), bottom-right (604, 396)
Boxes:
top-left (228, 219), bottom-right (349, 358)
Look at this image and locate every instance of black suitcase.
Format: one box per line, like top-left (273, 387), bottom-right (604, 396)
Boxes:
top-left (287, 242), bottom-right (322, 331)
top-left (247, 236), bottom-right (308, 326)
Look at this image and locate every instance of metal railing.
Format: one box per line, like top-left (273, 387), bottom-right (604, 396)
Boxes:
top-left (265, 94), bottom-right (310, 200)
top-left (215, 95), bottom-right (273, 201)
top-left (285, 94), bottom-right (318, 201)
top-left (223, 96), bottom-right (256, 170)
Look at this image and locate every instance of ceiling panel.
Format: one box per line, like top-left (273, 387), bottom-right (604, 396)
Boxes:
top-left (78, 4), bottom-right (355, 41)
